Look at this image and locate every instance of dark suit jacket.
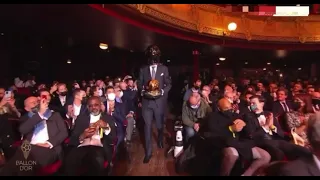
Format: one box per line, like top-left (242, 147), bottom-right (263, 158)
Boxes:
top-left (122, 89), bottom-right (138, 113)
top-left (138, 64), bottom-right (172, 108)
top-left (103, 101), bottom-right (126, 125)
top-left (279, 155), bottom-right (320, 176)
top-left (49, 95), bottom-right (71, 118)
top-left (242, 111), bottom-right (284, 141)
top-left (19, 112), bottom-right (68, 155)
top-left (272, 100), bottom-right (294, 129)
top-left (69, 113), bottom-right (116, 150)
top-left (272, 100), bottom-right (294, 117)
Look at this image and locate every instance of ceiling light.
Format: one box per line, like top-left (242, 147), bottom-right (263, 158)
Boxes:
top-left (298, 68), bottom-right (302, 70)
top-left (244, 62), bottom-right (248, 64)
top-left (228, 22), bottom-right (237, 31)
top-left (99, 43), bottom-right (108, 50)
top-left (167, 59), bottom-right (171, 62)
top-left (219, 57), bottom-right (226, 61)
top-left (216, 63), bottom-right (220, 66)
top-left (67, 59), bottom-right (72, 64)
top-left (263, 68), bottom-right (267, 71)
top-left (0, 33), bottom-right (4, 36)
top-left (267, 62), bottom-right (271, 65)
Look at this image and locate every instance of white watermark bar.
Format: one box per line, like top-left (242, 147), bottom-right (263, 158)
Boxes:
top-left (273, 6), bottom-right (309, 17)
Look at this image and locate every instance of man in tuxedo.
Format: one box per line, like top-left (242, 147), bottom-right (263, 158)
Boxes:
top-left (64, 97), bottom-right (116, 176)
top-left (138, 45), bottom-right (171, 163)
top-left (49, 83), bottom-right (70, 117)
top-left (65, 89), bottom-right (88, 130)
top-left (279, 113), bottom-right (320, 176)
top-left (243, 95), bottom-right (311, 161)
top-left (1, 96), bottom-right (68, 175)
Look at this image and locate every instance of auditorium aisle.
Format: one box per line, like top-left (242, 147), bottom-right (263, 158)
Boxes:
top-left (112, 119), bottom-right (187, 176)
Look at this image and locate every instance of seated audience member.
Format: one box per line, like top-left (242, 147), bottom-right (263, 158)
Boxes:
top-left (272, 88), bottom-right (294, 128)
top-left (65, 89), bottom-right (88, 129)
top-left (201, 85), bottom-right (214, 109)
top-left (104, 86), bottom-right (126, 148)
top-left (64, 97), bottom-right (116, 176)
top-left (206, 98), bottom-right (270, 176)
top-left (182, 92), bottom-right (211, 142)
top-left (307, 86), bottom-right (315, 95)
top-left (183, 79), bottom-right (202, 102)
top-left (311, 92), bottom-right (320, 112)
top-left (279, 113), bottom-right (320, 176)
top-left (115, 85), bottom-right (135, 144)
top-left (243, 95), bottom-right (311, 161)
top-left (263, 83), bottom-right (278, 111)
top-left (1, 96), bottom-right (68, 175)
top-left (0, 89), bottom-right (21, 118)
top-left (49, 83), bottom-right (70, 117)
top-left (90, 85), bottom-right (106, 102)
top-left (285, 94), bottom-right (315, 149)
top-left (239, 92), bottom-right (254, 117)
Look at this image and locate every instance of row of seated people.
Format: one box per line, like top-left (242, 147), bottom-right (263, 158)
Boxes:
top-left (179, 91), bottom-right (313, 176)
top-left (0, 84), bottom-right (138, 176)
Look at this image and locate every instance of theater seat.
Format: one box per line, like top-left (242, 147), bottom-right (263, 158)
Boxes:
top-left (12, 140), bottom-right (23, 148)
top-left (64, 138), bottom-right (70, 144)
top-left (36, 160), bottom-right (62, 176)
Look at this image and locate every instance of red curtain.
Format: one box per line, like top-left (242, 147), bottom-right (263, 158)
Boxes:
top-left (89, 4), bottom-right (320, 51)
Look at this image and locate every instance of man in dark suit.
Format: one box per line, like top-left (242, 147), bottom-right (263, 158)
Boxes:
top-left (279, 113), bottom-right (320, 176)
top-left (138, 45), bottom-right (171, 163)
top-left (104, 86), bottom-right (127, 149)
top-left (65, 89), bottom-right (88, 130)
top-left (272, 88), bottom-right (294, 130)
top-left (64, 97), bottom-right (116, 176)
top-left (243, 95), bottom-right (311, 161)
top-left (49, 83), bottom-right (70, 118)
top-left (1, 95), bottom-right (68, 175)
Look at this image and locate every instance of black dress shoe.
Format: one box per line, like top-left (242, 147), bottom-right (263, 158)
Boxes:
top-left (143, 155), bottom-right (152, 163)
top-left (157, 141), bottom-right (164, 149)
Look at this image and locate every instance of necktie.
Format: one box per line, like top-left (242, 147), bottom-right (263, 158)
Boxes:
top-left (281, 102), bottom-right (289, 112)
top-left (108, 106), bottom-right (112, 115)
top-left (151, 66), bottom-right (156, 80)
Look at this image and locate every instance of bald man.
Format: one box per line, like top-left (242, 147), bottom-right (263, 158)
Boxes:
top-left (182, 92), bottom-right (211, 142)
top-left (205, 98), bottom-right (270, 176)
top-left (1, 96), bottom-right (68, 175)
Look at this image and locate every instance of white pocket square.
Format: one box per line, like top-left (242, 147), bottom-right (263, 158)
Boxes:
top-left (161, 73), bottom-right (164, 76)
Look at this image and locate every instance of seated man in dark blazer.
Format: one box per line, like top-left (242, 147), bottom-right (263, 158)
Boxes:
top-left (243, 95), bottom-right (311, 161)
top-left (272, 88), bottom-right (294, 129)
top-left (49, 83), bottom-right (70, 118)
top-left (1, 95), bottom-right (68, 176)
top-left (279, 113), bottom-right (320, 176)
top-left (64, 97), bottom-right (116, 176)
top-left (104, 87), bottom-right (127, 148)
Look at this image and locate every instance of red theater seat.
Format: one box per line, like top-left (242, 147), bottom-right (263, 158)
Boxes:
top-left (36, 160), bottom-right (62, 176)
top-left (64, 138), bottom-right (70, 144)
top-left (12, 140), bottom-right (23, 147)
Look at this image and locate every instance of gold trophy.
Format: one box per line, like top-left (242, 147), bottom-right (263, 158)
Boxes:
top-left (144, 79), bottom-right (161, 99)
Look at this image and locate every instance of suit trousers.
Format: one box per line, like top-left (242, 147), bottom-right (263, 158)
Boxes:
top-left (142, 100), bottom-right (165, 156)
top-left (64, 146), bottom-right (106, 176)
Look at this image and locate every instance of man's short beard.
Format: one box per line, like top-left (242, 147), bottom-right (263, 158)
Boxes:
top-left (91, 111), bottom-right (101, 116)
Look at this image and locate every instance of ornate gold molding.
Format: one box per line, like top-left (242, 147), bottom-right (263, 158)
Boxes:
top-left (120, 4), bottom-right (320, 43)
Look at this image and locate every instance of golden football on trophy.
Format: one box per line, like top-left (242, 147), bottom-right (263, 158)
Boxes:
top-left (145, 79), bottom-right (161, 97)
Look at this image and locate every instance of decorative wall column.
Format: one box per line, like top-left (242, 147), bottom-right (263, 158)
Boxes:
top-left (192, 50), bottom-right (200, 82)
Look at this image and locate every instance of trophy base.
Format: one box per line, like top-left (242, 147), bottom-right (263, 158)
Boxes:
top-left (144, 90), bottom-right (161, 100)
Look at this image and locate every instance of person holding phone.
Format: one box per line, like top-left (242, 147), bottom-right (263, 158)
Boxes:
top-left (64, 96), bottom-right (116, 176)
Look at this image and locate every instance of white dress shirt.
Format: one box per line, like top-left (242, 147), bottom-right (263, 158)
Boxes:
top-left (258, 114), bottom-right (277, 135)
top-left (150, 65), bottom-right (157, 77)
top-left (78, 114), bottom-right (111, 147)
top-left (59, 96), bottom-right (66, 106)
top-left (313, 155), bottom-right (320, 171)
top-left (30, 112), bottom-right (53, 148)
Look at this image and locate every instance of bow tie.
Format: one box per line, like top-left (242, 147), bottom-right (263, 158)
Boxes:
top-left (255, 112), bottom-right (264, 117)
